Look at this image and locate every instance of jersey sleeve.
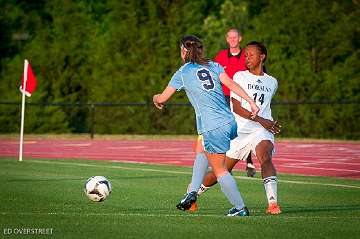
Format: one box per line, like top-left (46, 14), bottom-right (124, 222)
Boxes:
top-left (232, 71), bottom-right (242, 85)
top-left (209, 61), bottom-right (225, 75)
top-left (168, 70), bottom-right (184, 91)
top-left (230, 71), bottom-right (244, 102)
top-left (271, 77), bottom-right (278, 98)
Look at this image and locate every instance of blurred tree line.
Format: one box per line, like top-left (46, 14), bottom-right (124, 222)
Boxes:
top-left (0, 0), bottom-right (359, 139)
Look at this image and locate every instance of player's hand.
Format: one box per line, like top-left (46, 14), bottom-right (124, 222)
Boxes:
top-left (249, 102), bottom-right (260, 119)
top-left (270, 120), bottom-right (282, 135)
top-left (257, 118), bottom-right (282, 135)
top-left (153, 94), bottom-right (164, 110)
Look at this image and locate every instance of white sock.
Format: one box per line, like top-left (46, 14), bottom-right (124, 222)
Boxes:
top-left (263, 176), bottom-right (278, 204)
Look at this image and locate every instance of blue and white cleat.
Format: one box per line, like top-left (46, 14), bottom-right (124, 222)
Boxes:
top-left (226, 206), bottom-right (250, 216)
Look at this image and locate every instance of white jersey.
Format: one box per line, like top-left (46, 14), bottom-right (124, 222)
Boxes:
top-left (227, 70), bottom-right (278, 158)
top-left (230, 70), bottom-right (278, 134)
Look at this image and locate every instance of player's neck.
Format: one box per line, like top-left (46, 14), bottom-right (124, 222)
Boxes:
top-left (229, 47), bottom-right (241, 55)
top-left (249, 66), bottom-right (264, 76)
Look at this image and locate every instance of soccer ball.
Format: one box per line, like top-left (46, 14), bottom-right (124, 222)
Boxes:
top-left (84, 176), bottom-right (112, 202)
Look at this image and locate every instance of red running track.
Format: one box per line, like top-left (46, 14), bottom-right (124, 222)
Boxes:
top-left (0, 139), bottom-right (359, 179)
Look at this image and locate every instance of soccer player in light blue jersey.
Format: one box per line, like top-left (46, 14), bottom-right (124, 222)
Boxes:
top-left (186, 41), bottom-right (282, 215)
top-left (153, 35), bottom-right (259, 216)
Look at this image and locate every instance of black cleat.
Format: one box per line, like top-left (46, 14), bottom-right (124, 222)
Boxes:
top-left (176, 191), bottom-right (197, 211)
top-left (246, 163), bottom-right (256, 177)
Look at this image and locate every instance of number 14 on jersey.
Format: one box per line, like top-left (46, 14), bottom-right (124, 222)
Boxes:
top-left (253, 93), bottom-right (264, 105)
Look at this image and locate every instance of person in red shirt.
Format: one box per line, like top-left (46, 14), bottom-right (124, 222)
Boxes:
top-left (214, 28), bottom-right (256, 177)
top-left (214, 28), bottom-right (247, 106)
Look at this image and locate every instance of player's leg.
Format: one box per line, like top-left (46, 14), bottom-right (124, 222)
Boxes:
top-left (255, 140), bottom-right (281, 214)
top-left (187, 135), bottom-right (238, 195)
top-left (198, 137), bottom-right (252, 194)
top-left (186, 156), bottom-right (238, 212)
top-left (179, 136), bottom-right (207, 211)
top-left (194, 134), bottom-right (205, 153)
top-left (256, 140), bottom-right (276, 178)
top-left (197, 156), bottom-right (238, 195)
top-left (204, 121), bottom-right (248, 216)
top-left (245, 153), bottom-right (256, 177)
top-left (206, 152), bottom-right (249, 216)
top-left (203, 156), bottom-right (238, 186)
top-left (187, 135), bottom-right (208, 193)
top-left (177, 121), bottom-right (249, 216)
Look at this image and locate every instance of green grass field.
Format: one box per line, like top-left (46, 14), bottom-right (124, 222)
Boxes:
top-left (1, 157), bottom-right (359, 238)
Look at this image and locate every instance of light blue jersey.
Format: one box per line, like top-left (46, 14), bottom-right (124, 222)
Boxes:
top-left (169, 61), bottom-right (235, 134)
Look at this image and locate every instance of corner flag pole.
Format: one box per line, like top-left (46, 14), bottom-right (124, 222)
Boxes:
top-left (19, 59), bottom-right (29, 162)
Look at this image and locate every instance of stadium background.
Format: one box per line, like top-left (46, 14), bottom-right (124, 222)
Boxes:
top-left (0, 0), bottom-right (359, 139)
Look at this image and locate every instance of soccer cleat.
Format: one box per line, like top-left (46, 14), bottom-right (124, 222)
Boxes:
top-left (226, 206), bottom-right (250, 217)
top-left (246, 163), bottom-right (256, 177)
top-left (266, 203), bottom-right (282, 215)
top-left (176, 191), bottom-right (197, 211)
top-left (197, 184), bottom-right (211, 196)
top-left (187, 202), bottom-right (198, 212)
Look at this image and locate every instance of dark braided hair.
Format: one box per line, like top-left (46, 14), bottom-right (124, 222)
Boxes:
top-left (180, 35), bottom-right (209, 66)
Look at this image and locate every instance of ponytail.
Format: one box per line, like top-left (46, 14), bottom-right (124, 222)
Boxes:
top-left (180, 35), bottom-right (209, 66)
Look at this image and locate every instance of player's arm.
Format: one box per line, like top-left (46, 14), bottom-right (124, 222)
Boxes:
top-left (231, 97), bottom-right (282, 135)
top-left (219, 72), bottom-right (259, 117)
top-left (153, 86), bottom-right (177, 110)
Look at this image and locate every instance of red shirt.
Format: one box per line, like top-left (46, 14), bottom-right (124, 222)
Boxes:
top-left (214, 48), bottom-right (247, 96)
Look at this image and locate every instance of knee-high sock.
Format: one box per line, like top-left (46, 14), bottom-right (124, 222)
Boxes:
top-left (188, 153), bottom-right (208, 193)
top-left (218, 172), bottom-right (245, 209)
top-left (263, 176), bottom-right (278, 204)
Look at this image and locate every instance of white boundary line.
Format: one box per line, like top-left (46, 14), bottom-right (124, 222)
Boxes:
top-left (1, 212), bottom-right (359, 219)
top-left (28, 160), bottom-right (360, 189)
top-left (280, 164), bottom-right (360, 173)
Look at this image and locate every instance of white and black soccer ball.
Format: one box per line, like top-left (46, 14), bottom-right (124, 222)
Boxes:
top-left (84, 176), bottom-right (112, 202)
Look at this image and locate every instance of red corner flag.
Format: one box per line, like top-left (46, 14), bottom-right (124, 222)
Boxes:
top-left (20, 60), bottom-right (37, 97)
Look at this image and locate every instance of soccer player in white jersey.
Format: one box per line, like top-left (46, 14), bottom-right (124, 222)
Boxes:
top-left (153, 35), bottom-right (259, 216)
top-left (188, 41), bottom-right (282, 215)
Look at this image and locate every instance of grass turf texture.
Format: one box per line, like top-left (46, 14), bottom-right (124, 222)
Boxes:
top-left (1, 157), bottom-right (359, 238)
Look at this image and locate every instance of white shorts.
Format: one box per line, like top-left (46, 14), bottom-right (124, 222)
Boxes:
top-left (226, 128), bottom-right (275, 161)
